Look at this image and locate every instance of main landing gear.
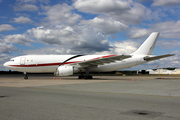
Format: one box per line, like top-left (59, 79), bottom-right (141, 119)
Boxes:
top-left (78, 74), bottom-right (93, 79)
top-left (24, 72), bottom-right (28, 79)
top-left (78, 68), bottom-right (93, 79)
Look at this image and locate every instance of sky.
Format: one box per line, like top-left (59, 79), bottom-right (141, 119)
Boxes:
top-left (0, 0), bottom-right (180, 71)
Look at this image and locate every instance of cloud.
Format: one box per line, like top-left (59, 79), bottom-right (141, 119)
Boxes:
top-left (23, 24), bottom-right (141, 55)
top-left (0, 54), bottom-right (11, 62)
top-left (109, 2), bottom-right (152, 24)
top-left (26, 24), bottom-right (111, 54)
top-left (14, 4), bottom-right (38, 11)
top-left (111, 40), bottom-right (139, 54)
top-left (70, 28), bottom-right (110, 53)
top-left (16, 0), bottom-right (50, 4)
top-left (0, 54), bottom-right (14, 71)
top-left (3, 34), bottom-right (35, 46)
top-left (0, 43), bottom-right (18, 54)
top-left (129, 21), bottom-right (180, 39)
top-left (0, 24), bottom-right (17, 32)
top-left (22, 46), bottom-right (67, 55)
top-left (27, 26), bottom-right (76, 45)
top-left (152, 0), bottom-right (180, 7)
top-left (22, 39), bottom-right (139, 55)
top-left (81, 17), bottom-right (128, 34)
top-left (16, 0), bottom-right (37, 4)
top-left (13, 0), bottom-right (50, 12)
top-left (157, 40), bottom-right (180, 49)
top-left (136, 0), bottom-right (151, 2)
top-left (12, 16), bottom-right (33, 24)
top-left (128, 28), bottom-right (150, 39)
top-left (42, 3), bottom-right (81, 26)
top-left (74, 0), bottom-right (152, 24)
top-left (170, 51), bottom-right (180, 66)
top-left (94, 40), bottom-right (140, 55)
top-left (150, 21), bottom-right (180, 39)
top-left (74, 0), bottom-right (130, 14)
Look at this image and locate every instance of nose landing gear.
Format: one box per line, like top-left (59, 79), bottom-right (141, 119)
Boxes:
top-left (24, 72), bottom-right (28, 79)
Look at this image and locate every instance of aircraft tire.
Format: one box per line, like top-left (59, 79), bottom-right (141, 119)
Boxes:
top-left (78, 75), bottom-right (84, 79)
top-left (24, 76), bottom-right (28, 79)
top-left (83, 75), bottom-right (93, 79)
top-left (78, 75), bottom-right (93, 79)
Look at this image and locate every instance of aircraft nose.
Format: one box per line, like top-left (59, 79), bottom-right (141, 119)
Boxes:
top-left (3, 62), bottom-right (8, 67)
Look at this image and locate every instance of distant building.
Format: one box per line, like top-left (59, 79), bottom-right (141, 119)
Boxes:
top-left (144, 68), bottom-right (180, 74)
top-left (137, 70), bottom-right (149, 74)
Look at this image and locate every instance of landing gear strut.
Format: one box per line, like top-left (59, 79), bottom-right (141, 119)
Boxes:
top-left (24, 72), bottom-right (28, 79)
top-left (78, 68), bottom-right (93, 79)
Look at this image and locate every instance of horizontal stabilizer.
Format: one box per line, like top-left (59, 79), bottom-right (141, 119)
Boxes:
top-left (144, 54), bottom-right (175, 61)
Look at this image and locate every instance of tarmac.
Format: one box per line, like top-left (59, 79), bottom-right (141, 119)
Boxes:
top-left (0, 75), bottom-right (180, 120)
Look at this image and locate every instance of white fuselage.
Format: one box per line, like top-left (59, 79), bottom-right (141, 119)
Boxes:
top-left (3, 54), bottom-right (146, 73)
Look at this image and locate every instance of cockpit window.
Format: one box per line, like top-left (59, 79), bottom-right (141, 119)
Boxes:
top-left (10, 59), bottom-right (14, 62)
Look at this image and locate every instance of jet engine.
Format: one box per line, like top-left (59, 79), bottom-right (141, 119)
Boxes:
top-left (55, 66), bottom-right (77, 76)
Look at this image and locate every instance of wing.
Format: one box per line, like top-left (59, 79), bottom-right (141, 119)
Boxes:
top-left (144, 54), bottom-right (175, 61)
top-left (72, 55), bottom-right (131, 68)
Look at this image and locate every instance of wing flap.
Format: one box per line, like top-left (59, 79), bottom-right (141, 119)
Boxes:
top-left (144, 54), bottom-right (175, 61)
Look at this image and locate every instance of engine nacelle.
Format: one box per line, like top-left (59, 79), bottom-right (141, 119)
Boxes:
top-left (55, 66), bottom-right (74, 76)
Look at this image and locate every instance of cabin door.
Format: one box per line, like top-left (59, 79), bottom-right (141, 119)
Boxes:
top-left (20, 57), bottom-right (26, 65)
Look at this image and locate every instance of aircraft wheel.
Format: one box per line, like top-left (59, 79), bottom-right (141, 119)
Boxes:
top-left (78, 75), bottom-right (93, 79)
top-left (24, 76), bottom-right (28, 79)
top-left (78, 75), bottom-right (84, 79)
top-left (83, 75), bottom-right (93, 79)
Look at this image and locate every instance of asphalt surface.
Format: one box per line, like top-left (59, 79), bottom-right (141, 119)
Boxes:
top-left (0, 75), bottom-right (180, 120)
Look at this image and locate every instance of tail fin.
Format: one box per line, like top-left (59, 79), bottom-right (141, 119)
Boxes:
top-left (132, 32), bottom-right (159, 55)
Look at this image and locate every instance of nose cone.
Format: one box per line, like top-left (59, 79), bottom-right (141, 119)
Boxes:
top-left (3, 62), bottom-right (9, 68)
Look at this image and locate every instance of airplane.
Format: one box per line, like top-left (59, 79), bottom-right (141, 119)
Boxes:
top-left (3, 32), bottom-right (174, 79)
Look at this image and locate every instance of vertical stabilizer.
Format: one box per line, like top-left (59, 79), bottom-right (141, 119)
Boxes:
top-left (132, 32), bottom-right (159, 55)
